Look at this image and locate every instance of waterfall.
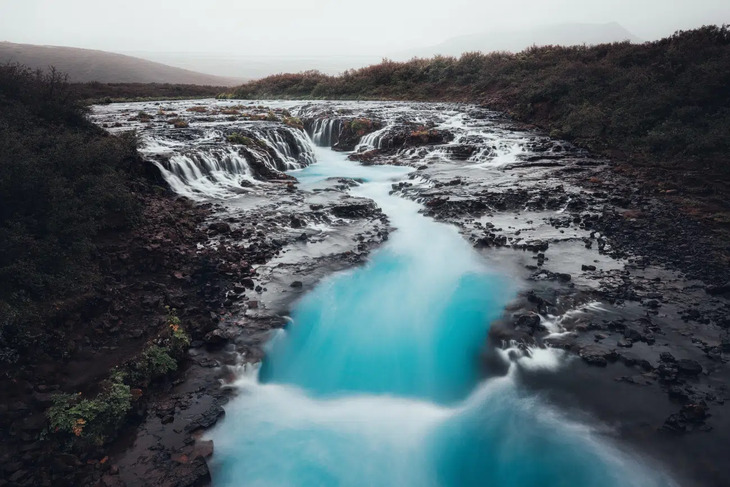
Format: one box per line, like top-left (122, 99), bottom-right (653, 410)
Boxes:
top-left (143, 125), bottom-right (316, 199)
top-left (354, 125), bottom-right (391, 152)
top-left (308, 118), bottom-right (343, 147)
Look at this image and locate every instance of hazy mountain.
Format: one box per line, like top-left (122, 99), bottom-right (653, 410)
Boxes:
top-left (123, 52), bottom-right (382, 79)
top-left (0, 42), bottom-right (243, 85)
top-left (394, 22), bottom-right (642, 59)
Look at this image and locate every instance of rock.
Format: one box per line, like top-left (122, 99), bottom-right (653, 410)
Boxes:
top-left (193, 440), bottom-right (214, 459)
top-left (556, 273), bottom-right (572, 282)
top-left (706, 282), bottom-right (730, 296)
top-left (623, 328), bottom-right (643, 342)
top-left (186, 403), bottom-right (225, 432)
top-left (203, 329), bottom-right (227, 347)
top-left (580, 350), bottom-right (608, 367)
top-left (514, 313), bottom-right (545, 332)
top-left (208, 222), bottom-right (231, 234)
top-left (676, 359), bottom-right (703, 376)
top-left (331, 201), bottom-right (376, 219)
top-left (660, 352), bottom-right (676, 363)
top-left (290, 281), bottom-right (303, 288)
top-left (581, 264), bottom-right (597, 271)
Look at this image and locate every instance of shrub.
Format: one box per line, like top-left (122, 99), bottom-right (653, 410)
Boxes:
top-left (282, 116), bottom-right (304, 130)
top-left (47, 373), bottom-right (132, 447)
top-left (168, 118), bottom-right (189, 128)
top-left (0, 64), bottom-right (142, 347)
top-left (227, 133), bottom-right (255, 146)
top-left (131, 345), bottom-right (177, 385)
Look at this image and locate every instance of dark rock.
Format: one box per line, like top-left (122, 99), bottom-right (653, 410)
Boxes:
top-left (208, 222), bottom-right (231, 234)
top-left (203, 329), bottom-right (227, 348)
top-left (676, 359), bottom-right (703, 376)
top-left (660, 352), bottom-right (676, 363)
top-left (581, 264), bottom-right (597, 271)
top-left (580, 350), bottom-right (608, 367)
top-left (556, 273), bottom-right (572, 282)
top-left (290, 281), bottom-right (303, 288)
top-left (706, 282), bottom-right (730, 296)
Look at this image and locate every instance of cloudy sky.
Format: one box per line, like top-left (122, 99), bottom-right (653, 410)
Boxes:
top-left (1, 0), bottom-right (728, 56)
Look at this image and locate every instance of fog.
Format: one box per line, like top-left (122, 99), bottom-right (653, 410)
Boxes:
top-left (1, 0), bottom-right (727, 57)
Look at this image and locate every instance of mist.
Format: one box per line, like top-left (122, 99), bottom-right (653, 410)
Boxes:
top-left (1, 0), bottom-right (728, 58)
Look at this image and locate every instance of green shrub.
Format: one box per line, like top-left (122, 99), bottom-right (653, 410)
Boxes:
top-left (0, 64), bottom-right (142, 348)
top-left (227, 133), bottom-right (255, 146)
top-left (282, 116), bottom-right (304, 130)
top-left (134, 345), bottom-right (177, 383)
top-left (166, 307), bottom-right (190, 356)
top-left (47, 373), bottom-right (132, 447)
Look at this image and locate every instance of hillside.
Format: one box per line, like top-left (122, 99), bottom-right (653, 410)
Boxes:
top-left (400, 22), bottom-right (641, 58)
top-left (0, 41), bottom-right (241, 85)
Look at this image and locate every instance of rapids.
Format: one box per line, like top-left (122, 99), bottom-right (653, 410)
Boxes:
top-left (207, 148), bottom-right (674, 487)
top-left (91, 100), bottom-right (678, 487)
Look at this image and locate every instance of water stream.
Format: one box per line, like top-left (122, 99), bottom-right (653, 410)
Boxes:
top-left (91, 100), bottom-right (676, 486)
top-left (207, 146), bottom-right (675, 487)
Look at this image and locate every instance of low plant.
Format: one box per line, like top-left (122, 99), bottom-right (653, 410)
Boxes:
top-left (282, 116), bottom-right (304, 130)
top-left (169, 118), bottom-right (189, 128)
top-left (47, 372), bottom-right (132, 447)
top-left (227, 133), bottom-right (255, 146)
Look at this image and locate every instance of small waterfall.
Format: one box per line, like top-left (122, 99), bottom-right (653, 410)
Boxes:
top-left (354, 125), bottom-right (391, 152)
top-left (153, 147), bottom-right (257, 200)
top-left (308, 118), bottom-right (343, 147)
top-left (253, 126), bottom-right (317, 168)
top-left (144, 125), bottom-right (316, 199)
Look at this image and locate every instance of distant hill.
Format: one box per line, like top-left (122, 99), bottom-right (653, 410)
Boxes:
top-left (396, 22), bottom-right (642, 59)
top-left (0, 42), bottom-right (242, 86)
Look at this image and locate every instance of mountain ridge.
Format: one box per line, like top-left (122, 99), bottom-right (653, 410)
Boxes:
top-left (0, 41), bottom-right (242, 85)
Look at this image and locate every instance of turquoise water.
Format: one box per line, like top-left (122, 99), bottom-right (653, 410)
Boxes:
top-left (208, 147), bottom-right (675, 487)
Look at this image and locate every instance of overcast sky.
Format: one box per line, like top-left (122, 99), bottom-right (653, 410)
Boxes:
top-left (1, 0), bottom-right (728, 56)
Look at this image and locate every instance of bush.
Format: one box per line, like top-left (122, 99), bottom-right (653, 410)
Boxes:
top-left (227, 133), bottom-right (255, 146)
top-left (0, 63), bottom-right (142, 349)
top-left (47, 372), bottom-right (132, 447)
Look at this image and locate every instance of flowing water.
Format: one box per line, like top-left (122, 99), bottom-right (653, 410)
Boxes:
top-left (91, 100), bottom-right (676, 486)
top-left (207, 147), bottom-right (674, 487)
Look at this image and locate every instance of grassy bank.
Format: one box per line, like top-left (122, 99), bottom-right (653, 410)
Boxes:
top-left (71, 81), bottom-right (225, 104)
top-left (228, 26), bottom-right (730, 188)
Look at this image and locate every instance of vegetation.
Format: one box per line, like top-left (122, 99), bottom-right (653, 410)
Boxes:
top-left (228, 25), bottom-right (730, 181)
top-left (0, 63), bottom-right (144, 360)
top-left (47, 372), bottom-right (132, 447)
top-left (46, 309), bottom-right (190, 449)
top-left (71, 82), bottom-right (225, 104)
top-left (282, 116), bottom-right (304, 130)
top-left (227, 132), bottom-right (256, 146)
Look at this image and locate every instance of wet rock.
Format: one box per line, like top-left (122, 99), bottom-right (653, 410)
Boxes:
top-left (556, 273), bottom-right (572, 282)
top-left (203, 329), bottom-right (228, 348)
top-left (290, 280), bottom-right (303, 288)
top-left (208, 222), bottom-right (231, 234)
top-left (676, 359), bottom-right (703, 376)
top-left (580, 349), bottom-right (608, 367)
top-left (193, 440), bottom-right (214, 460)
top-left (185, 403), bottom-right (225, 433)
top-left (582, 264), bottom-right (597, 271)
top-left (660, 352), bottom-right (676, 363)
top-left (514, 313), bottom-right (546, 333)
top-left (331, 201), bottom-right (377, 219)
top-left (706, 282), bottom-right (730, 296)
